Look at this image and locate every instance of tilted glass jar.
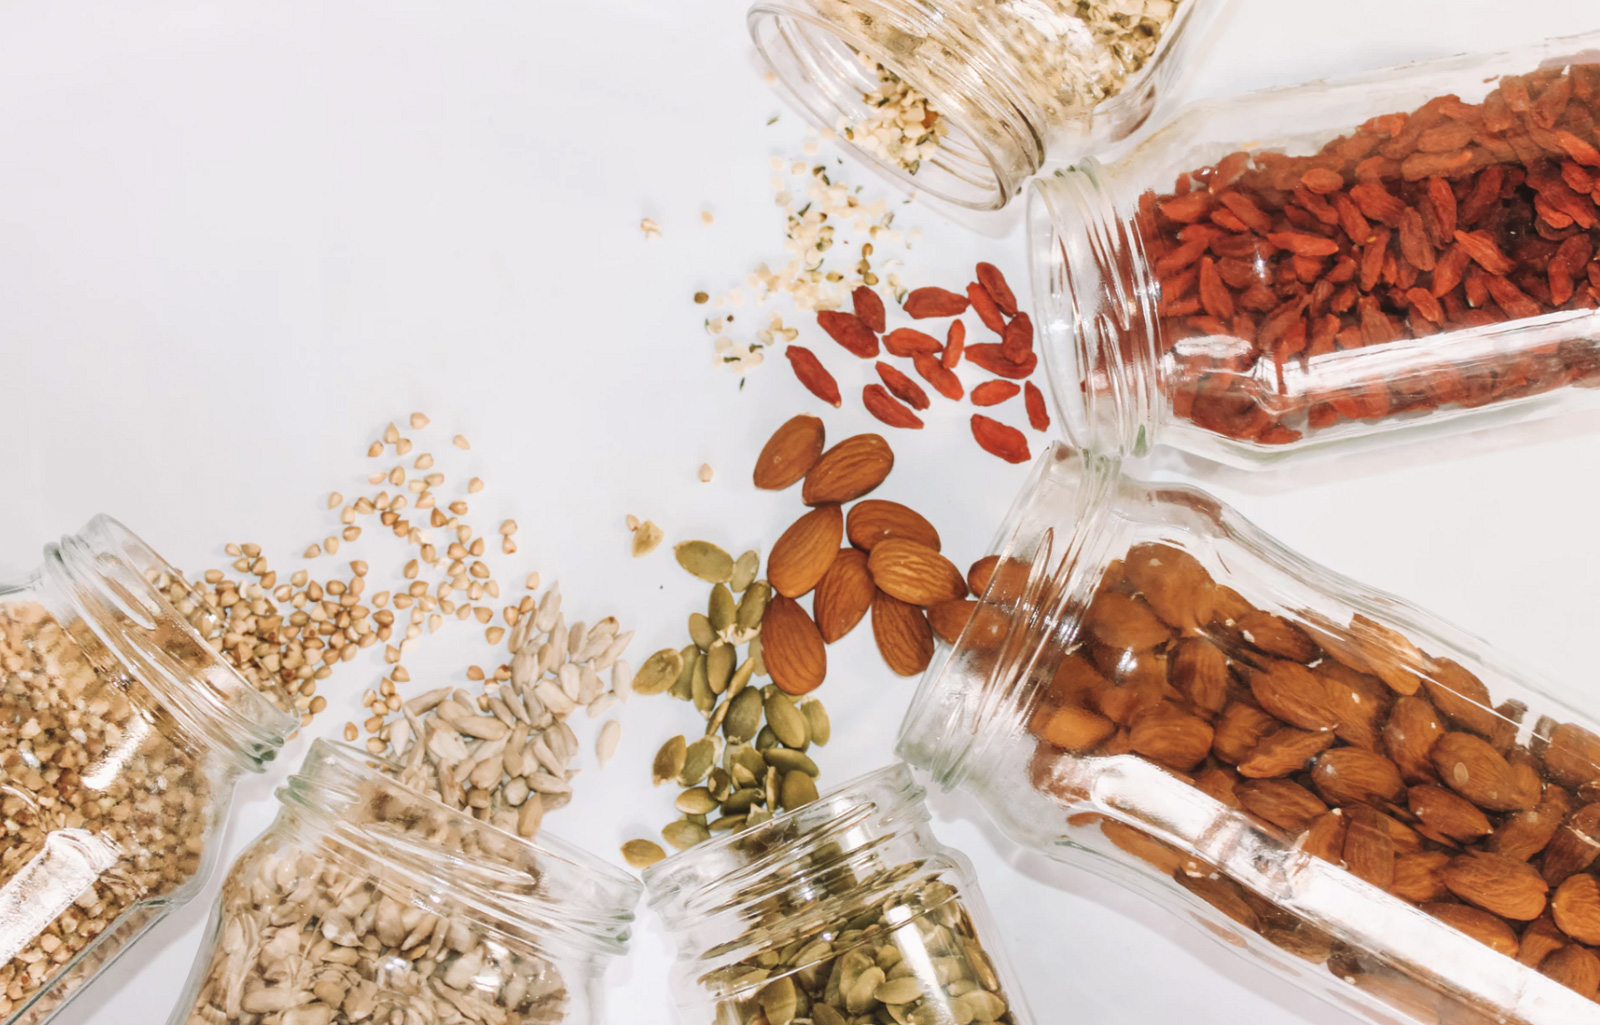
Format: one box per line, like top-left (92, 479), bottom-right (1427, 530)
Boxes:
top-left (748, 0), bottom-right (1230, 211)
top-left (167, 739), bottom-right (641, 1025)
top-left (0, 515), bottom-right (296, 1025)
top-left (899, 443), bottom-right (1600, 1025)
top-left (1029, 31), bottom-right (1600, 468)
top-left (646, 763), bottom-right (1034, 1025)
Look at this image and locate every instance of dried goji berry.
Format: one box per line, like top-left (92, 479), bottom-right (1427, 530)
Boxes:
top-left (874, 361), bottom-right (930, 411)
top-left (852, 285), bottom-right (887, 333)
top-left (970, 381), bottom-right (1020, 407)
top-left (970, 415), bottom-right (1031, 464)
top-left (862, 385), bottom-right (925, 430)
top-left (967, 282), bottom-right (1007, 335)
top-left (902, 287), bottom-right (969, 319)
top-left (883, 328), bottom-right (943, 358)
top-left (1024, 382), bottom-right (1050, 431)
top-left (784, 346), bottom-right (841, 408)
top-left (816, 310), bottom-right (879, 358)
top-left (943, 320), bottom-right (966, 370)
top-left (964, 343), bottom-right (1037, 379)
top-left (975, 262), bottom-right (1018, 315)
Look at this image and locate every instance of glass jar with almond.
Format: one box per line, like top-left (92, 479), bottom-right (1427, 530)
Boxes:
top-left (0, 516), bottom-right (296, 1025)
top-left (900, 443), bottom-right (1600, 1025)
top-left (1030, 31), bottom-right (1600, 467)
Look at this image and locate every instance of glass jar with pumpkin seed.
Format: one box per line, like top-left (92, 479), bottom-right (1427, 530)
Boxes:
top-left (645, 763), bottom-right (1034, 1025)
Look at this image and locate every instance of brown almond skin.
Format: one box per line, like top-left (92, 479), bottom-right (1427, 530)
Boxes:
top-left (1299, 810), bottom-right (1348, 863)
top-left (1127, 709), bottom-right (1214, 772)
top-left (867, 538), bottom-right (967, 606)
top-left (871, 590), bottom-right (935, 677)
top-left (811, 548), bottom-right (873, 643)
top-left (927, 600), bottom-right (976, 646)
top-left (1542, 803), bottom-right (1600, 886)
top-left (1237, 610), bottom-right (1319, 662)
top-left (1407, 784), bottom-right (1493, 841)
top-left (1211, 703), bottom-right (1280, 765)
top-left (967, 555), bottom-right (999, 599)
top-left (1545, 722), bottom-right (1600, 789)
top-left (753, 414), bottom-right (825, 491)
top-left (1552, 874), bottom-right (1600, 945)
top-left (1422, 903), bottom-right (1519, 956)
top-left (802, 434), bottom-right (893, 506)
top-left (1518, 915), bottom-right (1568, 968)
top-left (1045, 654), bottom-right (1112, 707)
top-left (1250, 661), bottom-right (1340, 733)
top-left (1440, 852), bottom-right (1548, 920)
top-left (1122, 542), bottom-right (1217, 632)
top-left (1384, 695), bottom-right (1445, 783)
top-left (846, 500), bottom-right (941, 552)
top-left (767, 505), bottom-right (843, 599)
top-left (1236, 779), bottom-right (1327, 832)
top-left (1170, 637), bottom-right (1229, 716)
top-left (1421, 658), bottom-right (1501, 739)
top-left (1083, 593), bottom-right (1172, 652)
top-left (1350, 613), bottom-right (1426, 696)
top-left (1391, 851), bottom-right (1452, 902)
top-left (1342, 806), bottom-right (1395, 890)
top-left (1310, 747), bottom-right (1404, 806)
top-left (1030, 703), bottom-right (1115, 753)
top-left (1540, 945), bottom-right (1600, 999)
top-left (761, 595), bottom-right (826, 696)
top-left (1431, 732), bottom-right (1538, 812)
top-left (1318, 661), bottom-right (1391, 750)
top-left (1237, 726), bottom-right (1336, 778)
top-left (1490, 784), bottom-right (1570, 861)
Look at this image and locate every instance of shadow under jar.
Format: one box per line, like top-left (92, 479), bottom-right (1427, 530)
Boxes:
top-left (899, 444), bottom-right (1600, 1025)
top-left (0, 516), bottom-right (296, 1025)
top-left (168, 739), bottom-right (641, 1025)
top-left (645, 763), bottom-right (1033, 1025)
top-left (748, 0), bottom-right (1230, 211)
top-left (1029, 31), bottom-right (1600, 468)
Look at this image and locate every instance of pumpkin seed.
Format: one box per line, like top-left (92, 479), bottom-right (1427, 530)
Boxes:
top-left (764, 691), bottom-right (810, 749)
top-left (801, 699), bottom-right (831, 746)
top-left (755, 725), bottom-right (779, 751)
top-left (652, 735), bottom-right (686, 785)
top-left (732, 550), bottom-right (760, 592)
top-left (779, 768), bottom-right (816, 809)
top-left (705, 698), bottom-right (730, 737)
top-left (732, 745), bottom-right (767, 780)
top-left (750, 634), bottom-right (768, 676)
top-left (691, 656), bottom-right (715, 714)
top-left (632, 648), bottom-right (684, 695)
top-left (723, 688), bottom-right (763, 744)
top-left (680, 736), bottom-right (718, 787)
top-left (765, 765), bottom-right (781, 809)
top-left (675, 787), bottom-right (719, 815)
top-left (709, 813), bottom-right (747, 832)
top-left (620, 839), bottom-right (666, 870)
top-left (662, 818), bottom-right (710, 850)
top-left (812, 1005), bottom-right (848, 1025)
top-left (721, 787), bottom-right (764, 814)
top-left (675, 540), bottom-right (734, 583)
top-left (728, 656), bottom-right (756, 698)
top-left (956, 990), bottom-right (1006, 1022)
top-left (759, 976), bottom-right (798, 1025)
top-left (707, 767), bottom-right (733, 802)
top-left (706, 640), bottom-right (735, 695)
top-left (689, 612), bottom-right (715, 651)
top-left (764, 748), bottom-right (819, 776)
top-left (737, 581), bottom-right (772, 632)
top-left (875, 976), bottom-right (924, 1006)
top-left (709, 583), bottom-right (737, 634)
top-left (745, 805), bottom-right (772, 828)
top-left (846, 966), bottom-right (886, 1015)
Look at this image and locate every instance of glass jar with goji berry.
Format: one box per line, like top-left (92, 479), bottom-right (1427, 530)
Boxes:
top-left (1029, 31), bottom-right (1600, 468)
top-left (748, 0), bottom-right (1233, 211)
top-left (899, 443), bottom-right (1600, 1025)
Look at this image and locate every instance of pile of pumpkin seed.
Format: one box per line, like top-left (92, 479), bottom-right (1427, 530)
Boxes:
top-left (620, 541), bottom-right (830, 869)
top-left (708, 876), bottom-right (1018, 1025)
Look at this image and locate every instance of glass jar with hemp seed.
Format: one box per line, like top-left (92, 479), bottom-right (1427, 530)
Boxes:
top-left (1029, 30), bottom-right (1600, 468)
top-left (645, 762), bottom-right (1034, 1025)
top-left (166, 739), bottom-right (641, 1025)
top-left (0, 515), bottom-right (297, 1025)
top-left (900, 443), bottom-right (1600, 1025)
top-left (748, 0), bottom-right (1232, 211)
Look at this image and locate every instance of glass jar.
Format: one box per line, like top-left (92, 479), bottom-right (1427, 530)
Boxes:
top-left (1029, 31), bottom-right (1600, 468)
top-left (748, 0), bottom-right (1231, 211)
top-left (0, 515), bottom-right (296, 1025)
top-left (900, 442), bottom-right (1600, 1025)
top-left (646, 763), bottom-right (1034, 1025)
top-left (168, 739), bottom-right (641, 1025)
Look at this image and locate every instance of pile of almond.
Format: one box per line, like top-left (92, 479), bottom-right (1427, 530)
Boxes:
top-left (1023, 542), bottom-right (1600, 1006)
top-left (755, 416), bottom-right (982, 682)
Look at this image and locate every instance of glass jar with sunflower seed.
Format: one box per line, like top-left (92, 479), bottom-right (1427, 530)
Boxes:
top-left (645, 762), bottom-right (1033, 1025)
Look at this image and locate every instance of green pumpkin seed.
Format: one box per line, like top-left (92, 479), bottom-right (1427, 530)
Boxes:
top-left (709, 583), bottom-right (737, 634)
top-left (691, 657), bottom-right (715, 714)
top-left (764, 747), bottom-right (819, 776)
top-left (707, 767), bottom-right (733, 802)
top-left (764, 691), bottom-right (810, 748)
top-left (765, 765), bottom-right (781, 809)
top-left (745, 805), bottom-right (772, 828)
top-left (721, 786), bottom-right (764, 814)
top-left (680, 736), bottom-right (717, 787)
top-left (758, 976), bottom-right (798, 1025)
top-left (875, 977), bottom-right (924, 1006)
top-left (732, 550), bottom-right (760, 592)
top-left (651, 735), bottom-right (686, 785)
top-left (728, 656), bottom-right (756, 698)
top-left (731, 762), bottom-right (757, 788)
top-left (688, 612), bottom-right (715, 651)
top-left (781, 770), bottom-right (819, 809)
top-left (723, 687), bottom-right (763, 744)
top-left (737, 581), bottom-right (772, 632)
top-left (669, 645), bottom-right (699, 701)
top-left (749, 634), bottom-right (768, 676)
top-left (675, 787), bottom-right (719, 815)
top-left (675, 540), bottom-right (734, 583)
top-left (755, 725), bottom-right (779, 751)
top-left (709, 813), bottom-right (747, 832)
top-left (661, 818), bottom-right (710, 850)
top-left (956, 990), bottom-right (1006, 1022)
top-left (620, 839), bottom-right (666, 870)
top-left (706, 640), bottom-right (735, 694)
top-left (845, 966), bottom-right (886, 1015)
top-left (732, 745), bottom-right (767, 780)
top-left (705, 698), bottom-right (730, 737)
top-left (812, 1005), bottom-right (848, 1025)
top-left (631, 648), bottom-right (685, 695)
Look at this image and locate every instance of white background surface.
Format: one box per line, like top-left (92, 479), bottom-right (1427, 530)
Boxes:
top-left (2, 1), bottom-right (1600, 1023)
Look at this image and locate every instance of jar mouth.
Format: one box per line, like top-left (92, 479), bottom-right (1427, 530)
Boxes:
top-left (748, 1), bottom-right (1040, 211)
top-left (281, 740), bottom-right (642, 958)
top-left (45, 515), bottom-right (296, 766)
top-left (897, 444), bottom-right (1121, 788)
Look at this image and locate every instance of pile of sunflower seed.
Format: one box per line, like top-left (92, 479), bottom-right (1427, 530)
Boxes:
top-left (619, 542), bottom-right (830, 869)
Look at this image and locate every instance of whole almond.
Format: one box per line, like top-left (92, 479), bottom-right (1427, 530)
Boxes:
top-left (967, 554), bottom-right (999, 599)
top-left (1542, 803), bottom-right (1600, 886)
top-left (846, 500), bottom-right (941, 552)
top-left (1046, 654), bottom-right (1112, 707)
top-left (1421, 658), bottom-right (1500, 739)
top-left (1082, 593), bottom-right (1171, 652)
top-left (1237, 726), bottom-right (1336, 779)
top-left (1408, 784), bottom-right (1492, 842)
top-left (1236, 779), bottom-right (1327, 832)
top-left (767, 505), bottom-right (844, 598)
top-left (1441, 852), bottom-right (1548, 920)
top-left (927, 600), bottom-right (976, 646)
top-left (1544, 722), bottom-right (1600, 790)
top-left (1030, 702), bottom-right (1116, 753)
top-left (1490, 785), bottom-right (1570, 861)
top-left (801, 434), bottom-right (893, 506)
top-left (1431, 732), bottom-right (1537, 812)
top-left (761, 595), bottom-right (826, 696)
top-left (1342, 806), bottom-right (1395, 890)
top-left (1122, 543), bottom-right (1217, 632)
top-left (1310, 747), bottom-right (1403, 806)
top-left (1552, 874), bottom-right (1600, 945)
top-left (871, 590), bottom-right (934, 677)
top-left (1237, 611), bottom-right (1319, 662)
top-left (1319, 661), bottom-right (1390, 751)
top-left (1127, 709), bottom-right (1214, 772)
top-left (1541, 945), bottom-right (1600, 998)
top-left (753, 414), bottom-right (826, 490)
top-left (1250, 661), bottom-right (1339, 733)
top-left (1519, 916), bottom-right (1569, 968)
top-left (1211, 703), bottom-right (1280, 765)
top-left (1383, 695), bottom-right (1445, 785)
top-left (1422, 903), bottom-right (1519, 955)
top-left (867, 538), bottom-right (967, 607)
top-left (1170, 637), bottom-right (1229, 716)
top-left (1298, 809), bottom-right (1348, 863)
top-left (1349, 613), bottom-right (1428, 696)
top-left (811, 548), bottom-right (874, 643)
top-left (1391, 851), bottom-right (1452, 902)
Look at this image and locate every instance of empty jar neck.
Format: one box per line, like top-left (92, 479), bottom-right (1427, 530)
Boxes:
top-left (37, 515), bottom-right (294, 769)
top-left (1029, 164), bottom-right (1164, 457)
top-left (276, 740), bottom-right (641, 964)
top-left (748, 0), bottom-right (1045, 210)
top-left (897, 445), bottom-right (1125, 788)
top-left (646, 763), bottom-right (953, 974)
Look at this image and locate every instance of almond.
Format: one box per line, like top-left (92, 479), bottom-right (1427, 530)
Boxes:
top-left (1194, 766), bottom-right (1241, 808)
top-left (846, 500), bottom-right (941, 552)
top-left (1236, 779), bottom-right (1327, 832)
top-left (927, 600), bottom-right (976, 646)
top-left (1384, 695), bottom-right (1445, 783)
top-left (1349, 613), bottom-right (1428, 696)
top-left (801, 434), bottom-right (893, 506)
top-left (1237, 611), bottom-right (1319, 662)
top-left (752, 414), bottom-right (826, 490)
top-left (1553, 874), bottom-right (1600, 944)
top-left (1298, 809), bottom-right (1348, 863)
top-left (1431, 732), bottom-right (1538, 812)
top-left (1101, 820), bottom-right (1188, 876)
top-left (1318, 661), bottom-right (1390, 750)
top-left (1407, 784), bottom-right (1492, 841)
top-left (870, 589), bottom-right (934, 677)
top-left (1095, 682), bottom-right (1167, 727)
top-left (1310, 747), bottom-right (1403, 806)
top-left (1127, 708), bottom-right (1214, 771)
top-left (1390, 851), bottom-right (1451, 902)
top-left (811, 548), bottom-right (873, 643)
top-left (1237, 726), bottom-right (1336, 779)
top-left (1544, 722), bottom-right (1600, 790)
top-left (1030, 702), bottom-right (1115, 753)
top-left (1540, 944), bottom-right (1600, 998)
top-left (1441, 852), bottom-right (1548, 920)
top-left (1491, 785), bottom-right (1570, 861)
top-left (866, 538), bottom-right (967, 606)
top-left (1082, 592), bottom-right (1171, 652)
top-left (1211, 703), bottom-right (1281, 765)
top-left (1249, 661), bottom-right (1339, 732)
top-left (767, 505), bottom-right (844, 598)
top-left (1045, 654), bottom-right (1112, 707)
top-left (1169, 637), bottom-right (1229, 716)
top-left (1518, 915), bottom-right (1568, 968)
top-left (1542, 803), bottom-right (1600, 886)
top-left (1421, 658), bottom-right (1500, 739)
top-left (1422, 903), bottom-right (1519, 956)
top-left (1342, 806), bottom-right (1395, 889)
top-left (760, 594), bottom-right (826, 696)
top-left (1122, 543), bottom-right (1216, 632)
top-left (967, 554), bottom-right (999, 598)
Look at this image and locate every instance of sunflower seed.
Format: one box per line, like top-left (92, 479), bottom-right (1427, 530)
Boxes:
top-left (596, 720), bottom-right (621, 768)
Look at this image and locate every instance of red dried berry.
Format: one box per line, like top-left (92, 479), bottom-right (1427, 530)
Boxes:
top-left (875, 361), bottom-right (931, 411)
top-left (883, 328), bottom-right (943, 358)
top-left (976, 263), bottom-right (1018, 315)
top-left (964, 343), bottom-right (1038, 379)
top-left (852, 286), bottom-right (887, 333)
top-left (912, 353), bottom-right (964, 401)
top-left (942, 321), bottom-right (966, 370)
top-left (970, 381), bottom-right (1021, 407)
top-left (971, 414), bottom-right (1031, 464)
top-left (1024, 381), bottom-right (1051, 431)
top-left (903, 287), bottom-right (970, 319)
top-left (816, 310), bottom-right (880, 358)
top-left (784, 346), bottom-right (841, 408)
top-left (862, 385), bottom-right (925, 429)
top-left (967, 282), bottom-right (1007, 335)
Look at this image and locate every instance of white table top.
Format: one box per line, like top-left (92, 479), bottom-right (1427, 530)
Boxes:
top-left (3, 1), bottom-right (1599, 1023)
